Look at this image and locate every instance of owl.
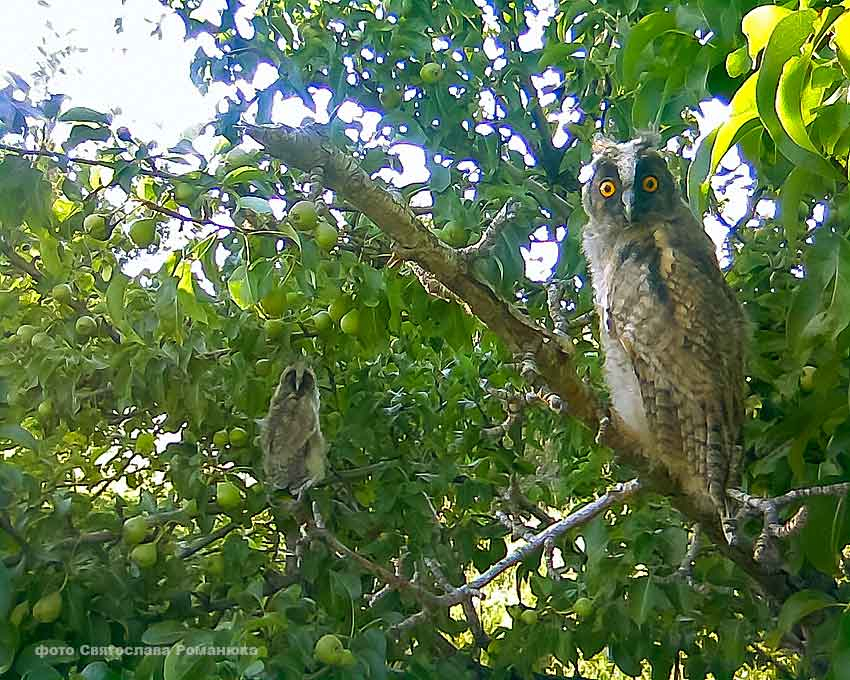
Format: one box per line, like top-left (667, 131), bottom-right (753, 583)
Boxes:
top-left (581, 134), bottom-right (746, 544)
top-left (260, 362), bottom-right (327, 497)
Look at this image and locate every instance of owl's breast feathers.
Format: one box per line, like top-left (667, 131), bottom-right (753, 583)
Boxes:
top-left (603, 213), bottom-right (746, 512)
top-left (262, 391), bottom-right (325, 493)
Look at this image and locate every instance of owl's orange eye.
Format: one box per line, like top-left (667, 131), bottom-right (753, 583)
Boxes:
top-left (641, 175), bottom-right (659, 192)
top-left (599, 179), bottom-right (617, 198)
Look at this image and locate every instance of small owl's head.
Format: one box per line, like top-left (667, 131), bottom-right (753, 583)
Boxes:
top-left (278, 361), bottom-right (316, 396)
top-left (582, 134), bottom-right (678, 225)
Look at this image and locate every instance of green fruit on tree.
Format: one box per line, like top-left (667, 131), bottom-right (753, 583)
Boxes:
top-left (216, 481), bottom-right (242, 511)
top-left (213, 429), bottom-right (230, 449)
top-left (83, 214), bottom-right (109, 239)
top-left (261, 288), bottom-right (288, 318)
top-left (32, 591), bottom-right (62, 623)
top-left (337, 650), bottom-right (357, 668)
top-left (75, 315), bottom-right (98, 338)
top-left (37, 399), bottom-right (54, 418)
top-left (204, 554), bottom-right (225, 578)
top-left (443, 220), bottom-right (466, 247)
top-left (312, 310), bottom-right (333, 332)
top-left (130, 543), bottom-right (158, 568)
top-left (228, 427), bottom-right (249, 448)
top-left (122, 516), bottom-right (149, 545)
top-left (315, 221), bottom-right (338, 251)
top-left (800, 365), bottom-right (817, 392)
top-left (256, 358), bottom-right (273, 376)
top-left (314, 634), bottom-right (344, 665)
top-left (328, 297), bottom-right (351, 323)
top-left (135, 432), bottom-right (156, 455)
top-left (52, 283), bottom-right (73, 304)
top-left (173, 182), bottom-right (195, 203)
top-left (75, 271), bottom-right (96, 291)
top-left (16, 325), bottom-right (37, 343)
top-left (381, 89), bottom-right (402, 109)
top-left (520, 609), bottom-right (539, 625)
top-left (129, 219), bottom-right (157, 248)
top-left (31, 331), bottom-right (51, 349)
top-left (289, 200), bottom-right (319, 231)
top-left (264, 318), bottom-right (287, 339)
top-left (340, 309), bottom-right (361, 336)
top-left (573, 597), bottom-right (593, 618)
top-left (420, 62), bottom-right (443, 84)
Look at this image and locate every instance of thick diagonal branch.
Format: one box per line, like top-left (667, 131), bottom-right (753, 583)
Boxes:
top-left (243, 123), bottom-right (794, 602)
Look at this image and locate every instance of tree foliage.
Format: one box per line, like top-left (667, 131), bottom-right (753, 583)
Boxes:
top-left (1, 0), bottom-right (850, 678)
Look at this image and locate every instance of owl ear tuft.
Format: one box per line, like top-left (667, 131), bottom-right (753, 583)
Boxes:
top-left (591, 134), bottom-right (619, 155)
top-left (633, 129), bottom-right (662, 151)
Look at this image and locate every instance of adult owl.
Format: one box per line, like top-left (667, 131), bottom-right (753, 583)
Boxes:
top-left (260, 362), bottom-right (327, 497)
top-left (581, 134), bottom-right (746, 544)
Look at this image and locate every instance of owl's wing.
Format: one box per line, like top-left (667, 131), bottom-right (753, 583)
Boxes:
top-left (606, 217), bottom-right (745, 514)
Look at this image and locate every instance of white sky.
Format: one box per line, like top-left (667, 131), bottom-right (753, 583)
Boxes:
top-left (0, 0), bottom-right (220, 142)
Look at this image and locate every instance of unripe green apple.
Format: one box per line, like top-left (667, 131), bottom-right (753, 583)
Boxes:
top-left (130, 543), bottom-right (158, 568)
top-left (75, 315), bottom-right (98, 338)
top-left (420, 62), bottom-right (443, 84)
top-left (314, 634), bottom-right (344, 665)
top-left (289, 200), bottom-right (319, 231)
top-left (122, 516), bottom-right (149, 545)
top-left (32, 591), bottom-right (62, 623)
top-left (216, 481), bottom-right (243, 511)
top-left (52, 283), bottom-right (73, 304)
top-left (340, 309), bottom-right (360, 336)
top-left (228, 427), bottom-right (249, 448)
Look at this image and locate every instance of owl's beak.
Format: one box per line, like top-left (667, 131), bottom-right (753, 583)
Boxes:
top-left (622, 188), bottom-right (634, 222)
top-left (293, 364), bottom-right (306, 392)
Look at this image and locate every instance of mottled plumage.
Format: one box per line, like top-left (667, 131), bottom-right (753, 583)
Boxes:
top-left (581, 135), bottom-right (746, 543)
top-left (261, 362), bottom-right (326, 495)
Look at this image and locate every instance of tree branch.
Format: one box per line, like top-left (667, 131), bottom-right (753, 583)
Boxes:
top-left (242, 122), bottom-right (797, 603)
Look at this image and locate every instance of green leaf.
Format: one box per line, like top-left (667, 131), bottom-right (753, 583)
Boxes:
top-left (429, 163), bottom-right (451, 193)
top-left (787, 231), bottom-right (850, 347)
top-left (767, 589), bottom-right (835, 647)
top-left (779, 167), bottom-right (815, 240)
top-left (621, 12), bottom-right (678, 88)
top-left (223, 166), bottom-right (271, 187)
top-left (80, 661), bottom-right (120, 680)
top-left (176, 261), bottom-right (209, 325)
top-left (756, 10), bottom-right (842, 180)
top-left (0, 622), bottom-right (17, 675)
top-left (237, 196), bottom-right (274, 215)
top-left (686, 126), bottom-right (716, 217)
top-left (832, 609), bottom-right (850, 680)
top-left (58, 107), bottom-right (112, 125)
top-left (725, 46), bottom-right (751, 78)
top-left (142, 621), bottom-right (190, 645)
top-left (834, 12), bottom-right (850, 76)
top-left (628, 576), bottom-right (668, 626)
top-left (163, 632), bottom-right (216, 680)
top-left (64, 125), bottom-right (111, 152)
top-left (537, 42), bottom-right (581, 70)
top-left (0, 424), bottom-right (40, 452)
top-left (742, 5), bottom-right (793, 60)
top-left (776, 55), bottom-right (823, 163)
top-left (35, 229), bottom-right (62, 277)
top-left (0, 563), bottom-right (10, 620)
top-left (106, 270), bottom-right (129, 337)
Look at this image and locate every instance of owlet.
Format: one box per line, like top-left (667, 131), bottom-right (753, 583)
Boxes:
top-left (581, 134), bottom-right (747, 543)
top-left (260, 362), bottom-right (327, 496)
